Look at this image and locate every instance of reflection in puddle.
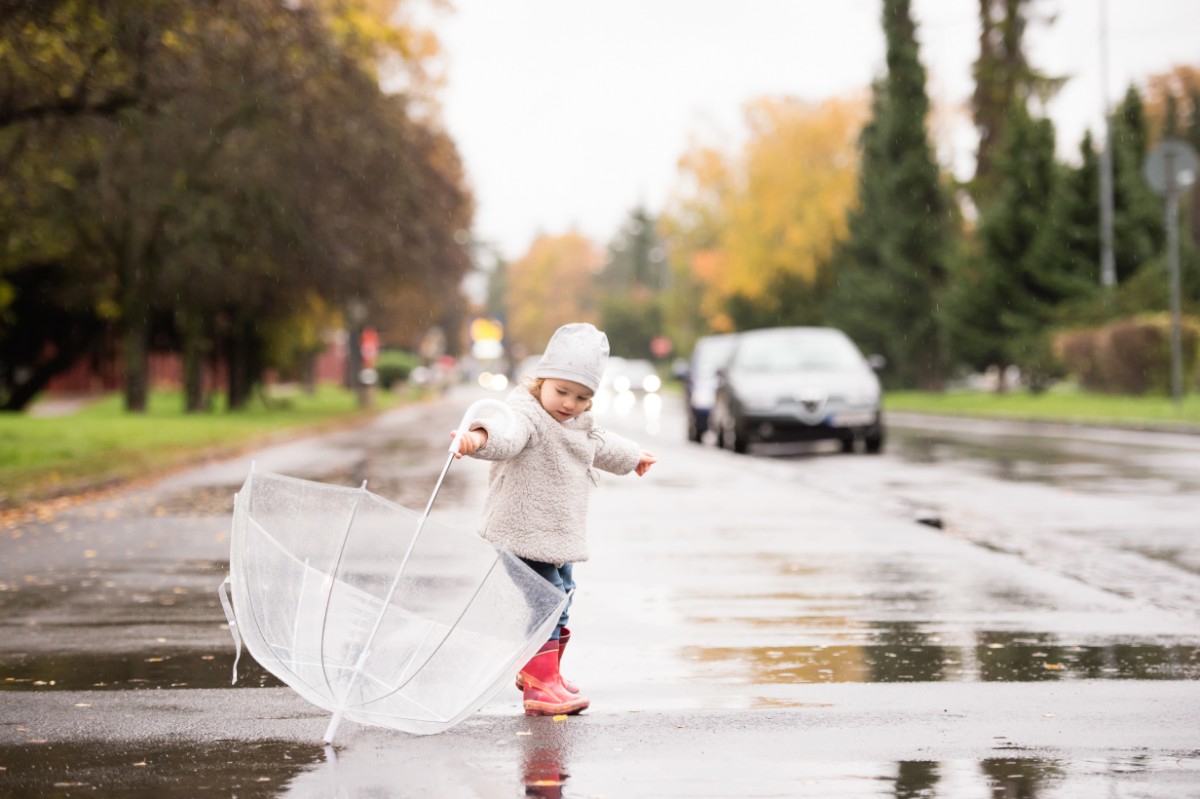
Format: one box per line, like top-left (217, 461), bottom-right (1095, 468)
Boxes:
top-left (0, 739), bottom-right (322, 797)
top-left (685, 629), bottom-right (1200, 683)
top-left (1, 651), bottom-right (283, 691)
top-left (520, 723), bottom-right (571, 799)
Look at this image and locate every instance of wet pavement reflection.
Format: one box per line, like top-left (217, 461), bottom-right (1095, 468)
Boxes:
top-left (0, 739), bottom-right (322, 798)
top-left (1, 651), bottom-right (282, 691)
top-left (685, 632), bottom-right (1200, 684)
top-left (888, 426), bottom-right (1200, 495)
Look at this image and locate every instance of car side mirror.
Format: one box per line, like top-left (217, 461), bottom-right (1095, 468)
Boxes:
top-left (866, 354), bottom-right (886, 371)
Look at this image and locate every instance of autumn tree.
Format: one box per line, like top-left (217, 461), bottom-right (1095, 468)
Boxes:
top-left (662, 96), bottom-right (862, 339)
top-left (0, 0), bottom-right (472, 412)
top-left (503, 232), bottom-right (601, 355)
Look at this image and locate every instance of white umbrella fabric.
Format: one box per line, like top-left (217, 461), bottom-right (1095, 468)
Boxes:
top-left (218, 400), bottom-right (566, 743)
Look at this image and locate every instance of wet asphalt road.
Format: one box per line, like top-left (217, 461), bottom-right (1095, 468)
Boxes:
top-left (2, 386), bottom-right (1199, 797)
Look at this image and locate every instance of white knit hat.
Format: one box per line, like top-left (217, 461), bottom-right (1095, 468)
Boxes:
top-left (534, 323), bottom-right (609, 392)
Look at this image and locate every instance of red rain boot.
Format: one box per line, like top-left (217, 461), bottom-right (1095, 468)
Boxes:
top-left (520, 640), bottom-right (589, 716)
top-left (516, 628), bottom-right (579, 693)
top-left (556, 627), bottom-right (579, 693)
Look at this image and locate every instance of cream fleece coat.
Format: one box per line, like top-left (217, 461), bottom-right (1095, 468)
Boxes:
top-left (468, 387), bottom-right (642, 564)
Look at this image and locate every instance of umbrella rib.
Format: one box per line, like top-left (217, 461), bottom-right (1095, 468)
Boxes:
top-left (318, 480), bottom-right (370, 704)
top-left (354, 555), bottom-right (502, 713)
top-left (322, 454), bottom-right (458, 742)
top-left (239, 513), bottom-right (342, 699)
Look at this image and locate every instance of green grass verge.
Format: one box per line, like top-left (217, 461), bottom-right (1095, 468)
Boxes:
top-left (0, 384), bottom-right (406, 509)
top-left (886, 388), bottom-right (1200, 430)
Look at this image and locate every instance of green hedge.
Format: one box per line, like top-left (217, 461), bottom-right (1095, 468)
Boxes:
top-left (1054, 313), bottom-right (1200, 395)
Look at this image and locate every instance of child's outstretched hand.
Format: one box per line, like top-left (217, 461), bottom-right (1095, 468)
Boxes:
top-left (634, 451), bottom-right (657, 476)
top-left (450, 428), bottom-right (488, 458)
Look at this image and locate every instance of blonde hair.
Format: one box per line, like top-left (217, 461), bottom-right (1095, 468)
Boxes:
top-left (524, 376), bottom-right (594, 413)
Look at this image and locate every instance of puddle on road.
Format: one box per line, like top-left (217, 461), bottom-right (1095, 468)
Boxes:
top-left (685, 630), bottom-right (1200, 683)
top-left (0, 739), bottom-right (322, 798)
top-left (1, 651), bottom-right (282, 692)
top-left (2, 740), bottom-right (1195, 798)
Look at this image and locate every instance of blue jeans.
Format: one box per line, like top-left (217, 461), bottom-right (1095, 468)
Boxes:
top-left (519, 558), bottom-right (574, 640)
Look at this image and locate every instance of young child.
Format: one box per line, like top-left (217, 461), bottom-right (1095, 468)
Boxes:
top-left (452, 322), bottom-right (656, 716)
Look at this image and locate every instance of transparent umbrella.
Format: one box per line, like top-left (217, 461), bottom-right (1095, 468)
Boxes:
top-left (218, 400), bottom-right (566, 743)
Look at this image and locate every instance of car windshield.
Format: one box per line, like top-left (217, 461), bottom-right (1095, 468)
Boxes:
top-left (734, 330), bottom-right (865, 373)
top-left (692, 336), bottom-right (738, 375)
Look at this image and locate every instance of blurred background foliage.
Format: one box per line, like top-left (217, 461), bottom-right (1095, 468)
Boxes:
top-left (506, 0), bottom-right (1199, 398)
top-left (1, 0), bottom-right (471, 412)
top-left (4, 0), bottom-right (1200, 412)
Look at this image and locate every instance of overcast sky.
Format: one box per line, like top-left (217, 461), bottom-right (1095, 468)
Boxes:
top-left (432, 0), bottom-right (1200, 261)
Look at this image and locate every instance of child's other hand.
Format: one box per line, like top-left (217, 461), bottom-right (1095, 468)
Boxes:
top-left (634, 451), bottom-right (657, 476)
top-left (450, 428), bottom-right (487, 458)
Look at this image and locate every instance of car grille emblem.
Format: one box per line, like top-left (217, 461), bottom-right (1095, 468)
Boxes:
top-left (795, 389), bottom-right (826, 415)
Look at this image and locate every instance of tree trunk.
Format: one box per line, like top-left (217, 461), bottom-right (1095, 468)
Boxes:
top-left (181, 310), bottom-right (208, 413)
top-left (123, 312), bottom-right (149, 413)
top-left (226, 319), bottom-right (257, 410)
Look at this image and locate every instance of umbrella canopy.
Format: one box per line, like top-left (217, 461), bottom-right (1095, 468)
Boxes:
top-left (219, 401), bottom-right (567, 742)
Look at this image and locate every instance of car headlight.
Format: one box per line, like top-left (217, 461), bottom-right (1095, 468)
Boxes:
top-left (613, 376), bottom-right (631, 393)
top-left (642, 374), bottom-right (661, 393)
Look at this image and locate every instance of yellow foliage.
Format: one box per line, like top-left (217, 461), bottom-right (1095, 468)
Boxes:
top-left (505, 232), bottom-right (602, 352)
top-left (309, 0), bottom-right (445, 99)
top-left (664, 94), bottom-right (866, 331)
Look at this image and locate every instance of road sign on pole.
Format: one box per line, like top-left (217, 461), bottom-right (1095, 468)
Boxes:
top-left (1143, 139), bottom-right (1199, 407)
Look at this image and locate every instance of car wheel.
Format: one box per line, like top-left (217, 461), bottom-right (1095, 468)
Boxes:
top-left (687, 411), bottom-right (702, 443)
top-left (840, 436), bottom-right (855, 454)
top-left (864, 431), bottom-right (884, 454)
top-left (728, 417), bottom-right (749, 454)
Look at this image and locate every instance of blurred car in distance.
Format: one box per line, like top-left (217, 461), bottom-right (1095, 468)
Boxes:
top-left (605, 358), bottom-right (661, 395)
top-left (708, 326), bottom-right (884, 454)
top-left (680, 333), bottom-right (739, 442)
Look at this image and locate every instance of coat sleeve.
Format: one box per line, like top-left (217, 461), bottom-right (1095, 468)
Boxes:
top-left (469, 401), bottom-right (535, 461)
top-left (591, 427), bottom-right (642, 475)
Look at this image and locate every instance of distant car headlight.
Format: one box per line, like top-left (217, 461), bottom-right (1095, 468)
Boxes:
top-left (613, 376), bottom-right (631, 393)
top-left (642, 374), bottom-right (661, 393)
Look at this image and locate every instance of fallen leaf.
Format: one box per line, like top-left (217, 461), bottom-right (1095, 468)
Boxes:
top-left (132, 761), bottom-right (147, 767)
top-left (145, 657), bottom-right (164, 663)
top-left (1044, 663), bottom-right (1065, 671)
top-left (552, 714), bottom-right (568, 722)
top-left (84, 550), bottom-right (97, 559)
top-left (74, 703), bottom-right (91, 708)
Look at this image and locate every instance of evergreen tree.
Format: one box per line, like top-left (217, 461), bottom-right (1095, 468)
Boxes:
top-left (1110, 86), bottom-right (1166, 283)
top-left (970, 0), bottom-right (1063, 206)
top-left (597, 206), bottom-right (666, 357)
top-left (826, 0), bottom-right (952, 389)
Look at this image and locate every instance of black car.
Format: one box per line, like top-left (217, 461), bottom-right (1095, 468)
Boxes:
top-left (709, 327), bottom-right (884, 454)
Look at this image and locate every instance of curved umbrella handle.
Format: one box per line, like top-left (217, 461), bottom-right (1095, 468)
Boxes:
top-left (449, 398), bottom-right (516, 455)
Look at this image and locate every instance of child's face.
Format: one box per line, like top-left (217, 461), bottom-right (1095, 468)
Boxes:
top-left (538, 378), bottom-right (593, 422)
